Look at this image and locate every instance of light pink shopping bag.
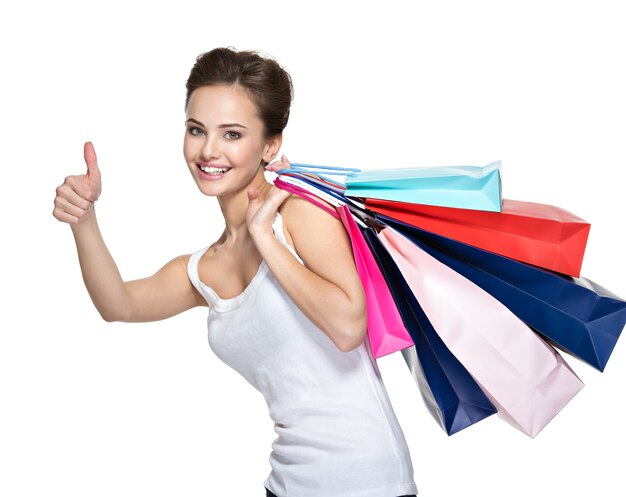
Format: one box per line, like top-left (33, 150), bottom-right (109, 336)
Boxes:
top-left (378, 226), bottom-right (584, 437)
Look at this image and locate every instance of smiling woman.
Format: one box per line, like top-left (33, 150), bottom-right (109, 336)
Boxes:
top-left (52, 47), bottom-right (418, 497)
top-left (182, 84), bottom-right (280, 197)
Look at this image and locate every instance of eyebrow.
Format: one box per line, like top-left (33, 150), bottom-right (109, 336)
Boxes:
top-left (185, 118), bottom-right (248, 129)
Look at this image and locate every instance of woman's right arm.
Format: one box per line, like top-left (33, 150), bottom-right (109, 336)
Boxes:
top-left (54, 142), bottom-right (206, 323)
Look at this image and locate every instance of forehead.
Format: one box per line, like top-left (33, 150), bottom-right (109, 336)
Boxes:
top-left (186, 85), bottom-right (260, 122)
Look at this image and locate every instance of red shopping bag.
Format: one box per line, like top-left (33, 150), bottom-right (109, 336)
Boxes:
top-left (364, 198), bottom-right (590, 277)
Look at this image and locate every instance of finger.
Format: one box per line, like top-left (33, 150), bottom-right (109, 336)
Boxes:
top-left (55, 195), bottom-right (93, 219)
top-left (58, 179), bottom-right (97, 207)
top-left (52, 206), bottom-right (79, 224)
top-left (250, 186), bottom-right (288, 214)
top-left (268, 185), bottom-right (292, 206)
top-left (84, 141), bottom-right (101, 180)
top-left (247, 186), bottom-right (260, 204)
top-left (266, 154), bottom-right (291, 172)
top-left (65, 174), bottom-right (99, 202)
top-left (265, 160), bottom-right (283, 172)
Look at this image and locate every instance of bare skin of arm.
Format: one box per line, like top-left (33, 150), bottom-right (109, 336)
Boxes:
top-left (56, 143), bottom-right (364, 334)
top-left (54, 142), bottom-right (205, 323)
top-left (247, 189), bottom-right (367, 352)
top-left (70, 210), bottom-right (205, 322)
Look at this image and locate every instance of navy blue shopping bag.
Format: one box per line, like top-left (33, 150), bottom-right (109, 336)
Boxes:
top-left (376, 214), bottom-right (626, 372)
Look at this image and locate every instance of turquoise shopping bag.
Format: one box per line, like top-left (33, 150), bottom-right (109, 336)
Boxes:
top-left (344, 161), bottom-right (502, 212)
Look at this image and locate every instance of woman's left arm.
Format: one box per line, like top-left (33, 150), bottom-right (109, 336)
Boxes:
top-left (246, 186), bottom-right (367, 352)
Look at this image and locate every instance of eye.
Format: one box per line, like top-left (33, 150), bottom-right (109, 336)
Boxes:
top-left (225, 131), bottom-right (241, 140)
top-left (188, 126), bottom-right (204, 136)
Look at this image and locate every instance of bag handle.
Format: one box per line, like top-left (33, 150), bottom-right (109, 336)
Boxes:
top-left (276, 162), bottom-right (360, 191)
top-left (285, 162), bottom-right (361, 175)
top-left (273, 162), bottom-right (386, 230)
top-left (274, 178), bottom-right (340, 219)
top-left (280, 171), bottom-right (347, 193)
top-left (278, 175), bottom-right (346, 207)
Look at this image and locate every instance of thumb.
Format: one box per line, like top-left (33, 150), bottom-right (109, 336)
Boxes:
top-left (84, 141), bottom-right (101, 180)
top-left (247, 186), bottom-right (260, 204)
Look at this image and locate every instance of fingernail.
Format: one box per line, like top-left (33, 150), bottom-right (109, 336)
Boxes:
top-left (281, 154), bottom-right (288, 162)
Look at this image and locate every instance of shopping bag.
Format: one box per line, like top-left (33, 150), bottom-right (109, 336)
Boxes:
top-left (362, 227), bottom-right (497, 435)
top-left (336, 205), bottom-right (414, 358)
top-left (274, 176), bottom-right (497, 434)
top-left (364, 197), bottom-right (590, 277)
top-left (344, 161), bottom-right (502, 212)
top-left (378, 225), bottom-right (584, 438)
top-left (377, 214), bottom-right (626, 372)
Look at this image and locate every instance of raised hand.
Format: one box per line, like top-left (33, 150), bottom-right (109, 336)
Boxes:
top-left (246, 184), bottom-right (292, 240)
top-left (245, 154), bottom-right (292, 239)
top-left (265, 153), bottom-right (291, 173)
top-left (53, 141), bottom-right (103, 224)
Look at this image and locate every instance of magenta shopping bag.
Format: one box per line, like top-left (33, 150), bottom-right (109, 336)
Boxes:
top-left (336, 204), bottom-right (414, 358)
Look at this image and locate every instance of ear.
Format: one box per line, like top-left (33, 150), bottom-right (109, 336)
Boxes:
top-left (262, 133), bottom-right (283, 164)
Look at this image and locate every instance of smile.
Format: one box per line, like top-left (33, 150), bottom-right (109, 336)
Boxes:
top-left (197, 164), bottom-right (232, 175)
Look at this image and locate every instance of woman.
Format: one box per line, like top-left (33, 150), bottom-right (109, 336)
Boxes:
top-left (53, 47), bottom-right (418, 497)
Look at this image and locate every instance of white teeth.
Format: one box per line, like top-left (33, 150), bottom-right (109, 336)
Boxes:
top-left (200, 165), bottom-right (230, 174)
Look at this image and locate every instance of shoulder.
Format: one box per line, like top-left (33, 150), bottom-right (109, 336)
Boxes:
top-left (160, 253), bottom-right (193, 272)
top-left (277, 195), bottom-right (362, 299)
top-left (169, 252), bottom-right (195, 273)
top-left (160, 253), bottom-right (200, 290)
top-left (278, 193), bottom-right (342, 229)
top-left (278, 194), bottom-right (348, 253)
top-left (174, 252), bottom-right (209, 308)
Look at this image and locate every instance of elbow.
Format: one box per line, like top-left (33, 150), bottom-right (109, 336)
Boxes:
top-left (331, 287), bottom-right (368, 352)
top-left (336, 329), bottom-right (367, 352)
top-left (98, 304), bottom-right (130, 323)
top-left (98, 293), bottom-right (134, 323)
top-left (100, 310), bottom-right (121, 323)
top-left (335, 316), bottom-right (368, 353)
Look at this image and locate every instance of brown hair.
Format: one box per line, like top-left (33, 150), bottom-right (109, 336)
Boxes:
top-left (185, 47), bottom-right (294, 166)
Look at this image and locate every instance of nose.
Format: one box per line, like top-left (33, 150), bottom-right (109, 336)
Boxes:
top-left (200, 134), bottom-right (220, 161)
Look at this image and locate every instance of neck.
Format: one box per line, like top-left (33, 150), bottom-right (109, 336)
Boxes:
top-left (216, 166), bottom-right (272, 242)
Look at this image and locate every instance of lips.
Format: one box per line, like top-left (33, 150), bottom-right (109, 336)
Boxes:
top-left (196, 162), bottom-right (232, 176)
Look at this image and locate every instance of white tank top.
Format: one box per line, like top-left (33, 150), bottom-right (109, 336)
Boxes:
top-left (187, 211), bottom-right (418, 497)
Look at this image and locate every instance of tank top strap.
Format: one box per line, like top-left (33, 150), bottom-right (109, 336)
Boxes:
top-left (187, 245), bottom-right (211, 297)
top-left (186, 211), bottom-right (302, 300)
top-left (272, 211), bottom-right (304, 265)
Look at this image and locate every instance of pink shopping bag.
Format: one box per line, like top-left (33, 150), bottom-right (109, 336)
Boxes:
top-left (378, 226), bottom-right (585, 437)
top-left (337, 205), bottom-right (414, 358)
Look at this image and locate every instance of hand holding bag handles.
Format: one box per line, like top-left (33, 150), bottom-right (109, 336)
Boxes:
top-left (273, 172), bottom-right (418, 361)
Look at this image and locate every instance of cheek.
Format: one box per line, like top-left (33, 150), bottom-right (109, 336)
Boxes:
top-left (228, 141), bottom-right (261, 164)
top-left (182, 136), bottom-right (195, 162)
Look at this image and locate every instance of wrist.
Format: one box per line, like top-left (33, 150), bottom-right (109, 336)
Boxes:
top-left (250, 228), bottom-right (277, 252)
top-left (70, 206), bottom-right (97, 233)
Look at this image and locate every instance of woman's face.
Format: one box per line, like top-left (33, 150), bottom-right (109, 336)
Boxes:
top-left (183, 84), bottom-right (279, 197)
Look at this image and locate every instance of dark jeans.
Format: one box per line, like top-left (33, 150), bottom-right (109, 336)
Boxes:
top-left (265, 488), bottom-right (417, 497)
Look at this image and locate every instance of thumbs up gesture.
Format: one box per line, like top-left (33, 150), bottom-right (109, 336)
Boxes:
top-left (53, 142), bottom-right (103, 224)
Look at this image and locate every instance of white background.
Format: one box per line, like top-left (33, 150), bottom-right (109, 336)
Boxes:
top-left (1, 1), bottom-right (625, 496)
